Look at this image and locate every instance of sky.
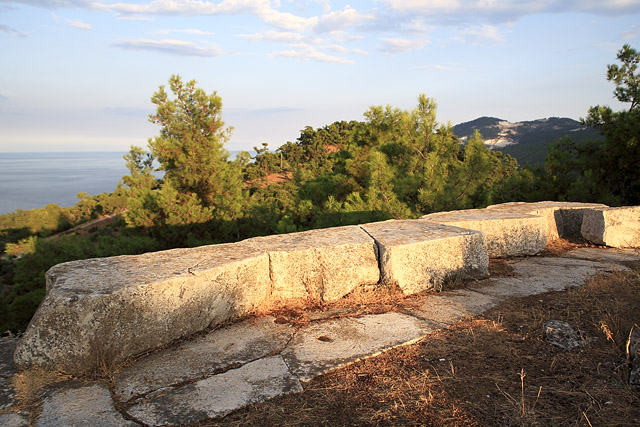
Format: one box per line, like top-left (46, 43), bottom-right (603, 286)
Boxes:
top-left (1, 1), bottom-right (640, 153)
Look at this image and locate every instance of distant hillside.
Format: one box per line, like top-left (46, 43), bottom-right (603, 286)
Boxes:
top-left (453, 117), bottom-right (603, 165)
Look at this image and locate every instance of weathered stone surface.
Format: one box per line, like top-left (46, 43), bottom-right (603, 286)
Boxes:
top-left (244, 226), bottom-right (379, 302)
top-left (487, 201), bottom-right (608, 240)
top-left (421, 209), bottom-right (547, 258)
top-left (113, 316), bottom-right (295, 402)
top-left (37, 382), bottom-right (136, 426)
top-left (281, 312), bottom-right (435, 381)
top-left (0, 337), bottom-right (18, 411)
top-left (561, 247), bottom-right (640, 263)
top-left (544, 320), bottom-right (585, 351)
top-left (0, 411), bottom-right (29, 427)
top-left (0, 377), bottom-right (16, 411)
top-left (470, 256), bottom-right (618, 299)
top-left (581, 206), bottom-right (640, 248)
top-left (14, 243), bottom-right (271, 375)
top-left (126, 356), bottom-right (302, 426)
top-left (0, 337), bottom-right (18, 376)
top-left (402, 289), bottom-right (498, 327)
top-left (361, 220), bottom-right (488, 294)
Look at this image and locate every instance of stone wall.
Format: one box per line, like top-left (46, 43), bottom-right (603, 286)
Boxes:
top-left (13, 202), bottom-right (639, 375)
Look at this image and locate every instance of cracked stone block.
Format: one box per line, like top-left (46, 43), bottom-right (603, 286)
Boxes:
top-left (581, 206), bottom-right (640, 248)
top-left (486, 201), bottom-right (608, 241)
top-left (126, 356), bottom-right (302, 426)
top-left (243, 225), bottom-right (379, 302)
top-left (421, 209), bottom-right (547, 258)
top-left (361, 220), bottom-right (488, 294)
top-left (15, 242), bottom-right (271, 375)
top-left (113, 316), bottom-right (295, 402)
top-left (37, 382), bottom-right (136, 426)
top-left (281, 312), bottom-right (436, 382)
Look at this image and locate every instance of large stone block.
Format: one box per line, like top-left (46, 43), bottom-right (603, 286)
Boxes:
top-left (486, 201), bottom-right (608, 240)
top-left (581, 206), bottom-right (640, 248)
top-left (361, 220), bottom-right (488, 294)
top-left (243, 226), bottom-right (379, 302)
top-left (126, 356), bottom-right (302, 426)
top-left (14, 243), bottom-right (271, 375)
top-left (421, 209), bottom-right (547, 258)
top-left (113, 316), bottom-right (295, 402)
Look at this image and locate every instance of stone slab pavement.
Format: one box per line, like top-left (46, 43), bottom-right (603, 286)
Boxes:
top-left (1, 247), bottom-right (638, 426)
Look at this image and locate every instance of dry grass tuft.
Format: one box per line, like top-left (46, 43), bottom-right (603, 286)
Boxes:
top-left (9, 367), bottom-right (68, 419)
top-left (542, 238), bottom-right (593, 256)
top-left (489, 258), bottom-right (516, 277)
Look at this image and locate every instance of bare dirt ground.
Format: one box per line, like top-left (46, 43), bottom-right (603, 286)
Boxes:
top-left (204, 257), bottom-right (640, 427)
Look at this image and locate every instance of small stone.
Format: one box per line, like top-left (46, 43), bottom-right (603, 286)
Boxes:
top-left (543, 320), bottom-right (585, 351)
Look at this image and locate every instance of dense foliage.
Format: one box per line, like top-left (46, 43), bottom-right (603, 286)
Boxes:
top-left (1, 46), bottom-right (638, 333)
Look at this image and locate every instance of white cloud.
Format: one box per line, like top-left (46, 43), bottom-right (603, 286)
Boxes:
top-left (323, 43), bottom-right (367, 55)
top-left (92, 0), bottom-right (318, 31)
top-left (111, 38), bottom-right (223, 57)
top-left (68, 19), bottom-right (91, 29)
top-left (458, 24), bottom-right (505, 44)
top-left (377, 37), bottom-right (427, 55)
top-left (50, 13), bottom-right (92, 29)
top-left (313, 5), bottom-right (373, 33)
top-left (272, 44), bottom-right (354, 64)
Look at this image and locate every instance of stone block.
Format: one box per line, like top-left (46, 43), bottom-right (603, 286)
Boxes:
top-left (361, 220), bottom-right (488, 294)
top-left (14, 243), bottom-right (271, 375)
top-left (421, 209), bottom-right (547, 258)
top-left (0, 411), bottom-right (29, 427)
top-left (486, 201), bottom-right (608, 240)
top-left (281, 312), bottom-right (435, 381)
top-left (581, 206), bottom-right (640, 248)
top-left (113, 316), bottom-right (295, 402)
top-left (243, 225), bottom-right (379, 302)
top-left (126, 356), bottom-right (302, 426)
top-left (37, 382), bottom-right (135, 427)
top-left (402, 289), bottom-right (498, 327)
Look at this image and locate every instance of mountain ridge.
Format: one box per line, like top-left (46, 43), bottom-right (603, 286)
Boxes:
top-left (452, 116), bottom-right (603, 165)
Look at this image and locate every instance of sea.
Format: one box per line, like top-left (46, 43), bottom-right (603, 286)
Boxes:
top-left (0, 151), bottom-right (245, 216)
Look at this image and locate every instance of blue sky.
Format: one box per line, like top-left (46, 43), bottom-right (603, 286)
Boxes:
top-left (1, 1), bottom-right (639, 153)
